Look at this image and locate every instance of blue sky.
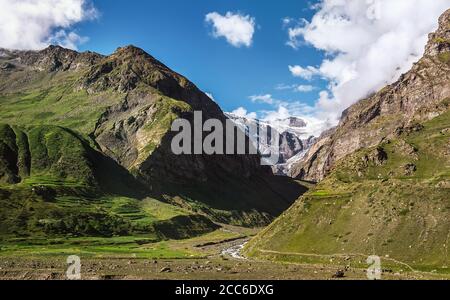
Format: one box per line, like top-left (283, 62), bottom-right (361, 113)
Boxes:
top-left (75, 0), bottom-right (325, 116)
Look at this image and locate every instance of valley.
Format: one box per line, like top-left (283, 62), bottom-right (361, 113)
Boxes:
top-left (0, 224), bottom-right (447, 280)
top-left (0, 7), bottom-right (449, 282)
top-left (244, 9), bottom-right (450, 277)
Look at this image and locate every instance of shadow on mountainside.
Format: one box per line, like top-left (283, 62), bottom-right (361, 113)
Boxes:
top-left (135, 124), bottom-right (310, 226)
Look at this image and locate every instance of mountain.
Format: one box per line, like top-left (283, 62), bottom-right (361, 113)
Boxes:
top-left (0, 45), bottom-right (309, 239)
top-left (290, 10), bottom-right (450, 182)
top-left (225, 113), bottom-right (316, 175)
top-left (244, 9), bottom-right (450, 271)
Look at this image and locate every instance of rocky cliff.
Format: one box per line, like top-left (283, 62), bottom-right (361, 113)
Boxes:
top-left (291, 9), bottom-right (450, 182)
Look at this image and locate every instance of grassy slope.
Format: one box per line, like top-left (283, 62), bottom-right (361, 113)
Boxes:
top-left (0, 72), bottom-right (125, 135)
top-left (0, 70), bottom-right (308, 227)
top-left (0, 228), bottom-right (244, 260)
top-left (245, 110), bottom-right (450, 272)
top-left (0, 123), bottom-right (219, 241)
top-left (0, 50), bottom-right (309, 260)
top-left (0, 124), bottom-right (96, 186)
top-left (0, 186), bottom-right (218, 240)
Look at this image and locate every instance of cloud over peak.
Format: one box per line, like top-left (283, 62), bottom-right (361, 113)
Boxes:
top-left (286, 0), bottom-right (449, 123)
top-left (205, 12), bottom-right (256, 47)
top-left (0, 0), bottom-right (97, 50)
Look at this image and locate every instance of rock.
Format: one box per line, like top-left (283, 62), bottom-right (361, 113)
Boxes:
top-left (225, 112), bottom-right (315, 174)
top-left (0, 62), bottom-right (15, 70)
top-left (17, 45), bottom-right (103, 72)
top-left (100, 274), bottom-right (115, 280)
top-left (440, 128), bottom-right (450, 135)
top-left (286, 117), bottom-right (307, 128)
top-left (160, 267), bottom-right (172, 273)
top-left (332, 270), bottom-right (345, 278)
top-left (403, 163), bottom-right (417, 176)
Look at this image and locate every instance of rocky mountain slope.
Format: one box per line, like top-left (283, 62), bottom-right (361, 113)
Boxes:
top-left (0, 45), bottom-right (308, 239)
top-left (290, 10), bottom-right (450, 182)
top-left (226, 113), bottom-right (316, 175)
top-left (244, 9), bottom-right (450, 272)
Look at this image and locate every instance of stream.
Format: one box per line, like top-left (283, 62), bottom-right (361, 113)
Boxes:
top-left (221, 241), bottom-right (248, 260)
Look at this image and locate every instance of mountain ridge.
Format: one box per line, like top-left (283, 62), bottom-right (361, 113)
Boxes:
top-left (0, 43), bottom-right (308, 235)
top-left (244, 9), bottom-right (450, 271)
top-left (225, 112), bottom-right (316, 175)
top-left (290, 9), bottom-right (450, 181)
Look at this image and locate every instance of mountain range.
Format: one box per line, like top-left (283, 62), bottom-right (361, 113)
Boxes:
top-left (0, 44), bottom-right (308, 240)
top-left (244, 9), bottom-right (450, 272)
top-left (0, 7), bottom-right (448, 277)
top-left (225, 113), bottom-right (316, 175)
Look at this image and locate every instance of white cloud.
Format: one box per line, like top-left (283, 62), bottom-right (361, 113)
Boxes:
top-left (249, 94), bottom-right (316, 116)
top-left (231, 107), bottom-right (257, 119)
top-left (249, 94), bottom-right (275, 105)
top-left (282, 17), bottom-right (294, 27)
top-left (0, 0), bottom-right (97, 50)
top-left (263, 106), bottom-right (291, 122)
top-left (275, 83), bottom-right (316, 93)
top-left (262, 106), bottom-right (328, 138)
top-left (233, 93), bottom-right (326, 138)
top-left (230, 103), bottom-right (328, 139)
top-left (239, 104), bottom-right (329, 139)
top-left (205, 12), bottom-right (256, 47)
top-left (288, 65), bottom-right (320, 80)
top-left (286, 0), bottom-right (450, 125)
top-left (275, 84), bottom-right (296, 90)
top-left (295, 85), bottom-right (315, 92)
top-left (48, 30), bottom-right (89, 50)
top-left (286, 21), bottom-right (307, 49)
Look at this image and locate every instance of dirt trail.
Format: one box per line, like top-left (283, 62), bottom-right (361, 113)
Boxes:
top-left (257, 249), bottom-right (450, 279)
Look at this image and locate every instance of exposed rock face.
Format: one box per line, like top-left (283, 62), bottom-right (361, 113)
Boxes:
top-left (225, 113), bottom-right (316, 174)
top-left (0, 45), bottom-right (103, 72)
top-left (281, 117), bottom-right (307, 128)
top-left (275, 135), bottom-right (316, 176)
top-left (76, 46), bottom-right (223, 114)
top-left (278, 131), bottom-right (307, 163)
top-left (291, 9), bottom-right (450, 182)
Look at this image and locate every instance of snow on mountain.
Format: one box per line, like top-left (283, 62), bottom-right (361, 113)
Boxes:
top-left (225, 112), bottom-right (317, 175)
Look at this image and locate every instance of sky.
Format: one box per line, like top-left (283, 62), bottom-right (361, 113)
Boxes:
top-left (0, 0), bottom-right (449, 137)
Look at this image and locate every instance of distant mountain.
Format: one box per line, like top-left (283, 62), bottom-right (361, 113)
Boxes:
top-left (0, 45), bottom-right (308, 239)
top-left (244, 9), bottom-right (450, 270)
top-left (225, 113), bottom-right (316, 175)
